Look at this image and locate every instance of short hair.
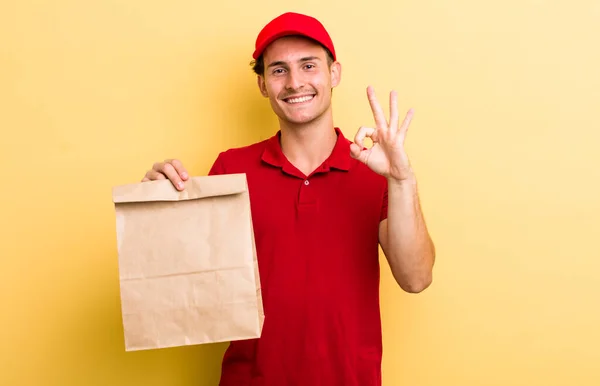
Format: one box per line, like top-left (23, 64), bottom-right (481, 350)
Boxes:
top-left (250, 43), bottom-right (335, 76)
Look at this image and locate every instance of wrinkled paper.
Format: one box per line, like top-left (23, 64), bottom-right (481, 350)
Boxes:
top-left (112, 173), bottom-right (264, 351)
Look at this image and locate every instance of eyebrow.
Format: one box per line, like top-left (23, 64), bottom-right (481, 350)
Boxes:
top-left (267, 56), bottom-right (322, 69)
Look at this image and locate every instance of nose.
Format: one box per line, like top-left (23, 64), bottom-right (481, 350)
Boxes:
top-left (285, 68), bottom-right (305, 91)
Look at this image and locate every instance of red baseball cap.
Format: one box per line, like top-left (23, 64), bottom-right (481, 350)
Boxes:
top-left (252, 12), bottom-right (336, 60)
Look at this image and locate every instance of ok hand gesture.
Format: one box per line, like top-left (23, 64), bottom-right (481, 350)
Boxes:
top-left (350, 86), bottom-right (415, 181)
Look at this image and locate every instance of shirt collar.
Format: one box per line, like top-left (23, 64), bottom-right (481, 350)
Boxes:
top-left (261, 127), bottom-right (352, 175)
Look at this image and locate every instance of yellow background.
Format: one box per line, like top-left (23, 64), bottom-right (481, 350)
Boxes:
top-left (2, 0), bottom-right (599, 385)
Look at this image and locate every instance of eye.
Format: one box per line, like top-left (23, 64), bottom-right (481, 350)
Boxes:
top-left (304, 64), bottom-right (315, 70)
top-left (272, 68), bottom-right (286, 75)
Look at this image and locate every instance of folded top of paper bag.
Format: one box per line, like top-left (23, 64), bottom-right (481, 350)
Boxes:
top-left (112, 173), bottom-right (248, 204)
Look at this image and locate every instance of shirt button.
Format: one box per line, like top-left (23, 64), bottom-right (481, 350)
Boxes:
top-left (304, 180), bottom-right (310, 186)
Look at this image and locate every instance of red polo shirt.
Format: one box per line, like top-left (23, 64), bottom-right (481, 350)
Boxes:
top-left (208, 127), bottom-right (388, 386)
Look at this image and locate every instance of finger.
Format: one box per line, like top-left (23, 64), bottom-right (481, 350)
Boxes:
top-left (389, 90), bottom-right (399, 130)
top-left (366, 86), bottom-right (388, 129)
top-left (165, 158), bottom-right (189, 180)
top-left (144, 170), bottom-right (168, 181)
top-left (162, 163), bottom-right (186, 190)
top-left (399, 108), bottom-right (415, 137)
top-left (154, 162), bottom-right (185, 190)
top-left (353, 126), bottom-right (376, 150)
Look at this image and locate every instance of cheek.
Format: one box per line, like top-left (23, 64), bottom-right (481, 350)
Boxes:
top-left (313, 74), bottom-right (331, 90)
top-left (265, 81), bottom-right (283, 98)
top-left (314, 83), bottom-right (329, 98)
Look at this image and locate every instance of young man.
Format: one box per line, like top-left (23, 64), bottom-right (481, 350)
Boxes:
top-left (141, 12), bottom-right (435, 386)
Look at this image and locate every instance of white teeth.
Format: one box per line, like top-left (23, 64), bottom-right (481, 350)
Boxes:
top-left (286, 95), bottom-right (314, 104)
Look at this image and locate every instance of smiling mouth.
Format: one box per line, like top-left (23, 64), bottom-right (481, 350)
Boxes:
top-left (283, 95), bottom-right (315, 104)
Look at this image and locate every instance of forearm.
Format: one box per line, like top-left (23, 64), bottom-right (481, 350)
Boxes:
top-left (385, 174), bottom-right (435, 292)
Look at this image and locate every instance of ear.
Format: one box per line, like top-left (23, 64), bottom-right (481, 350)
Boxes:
top-left (330, 61), bottom-right (342, 88)
top-left (257, 75), bottom-right (268, 97)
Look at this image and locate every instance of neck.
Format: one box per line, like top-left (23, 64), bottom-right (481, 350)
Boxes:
top-left (279, 111), bottom-right (337, 177)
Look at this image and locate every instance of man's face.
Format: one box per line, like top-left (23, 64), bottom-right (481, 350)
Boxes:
top-left (257, 36), bottom-right (341, 127)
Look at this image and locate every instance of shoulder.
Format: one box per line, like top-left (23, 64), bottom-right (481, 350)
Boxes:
top-left (208, 137), bottom-right (271, 175)
top-left (219, 138), bottom-right (270, 161)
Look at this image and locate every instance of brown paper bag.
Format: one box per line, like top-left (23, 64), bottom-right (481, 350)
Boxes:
top-left (111, 173), bottom-right (264, 351)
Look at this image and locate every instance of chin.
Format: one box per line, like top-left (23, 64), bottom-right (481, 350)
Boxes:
top-left (271, 99), bottom-right (330, 127)
top-left (281, 113), bottom-right (320, 126)
top-left (289, 113), bottom-right (317, 123)
top-left (281, 108), bottom-right (331, 126)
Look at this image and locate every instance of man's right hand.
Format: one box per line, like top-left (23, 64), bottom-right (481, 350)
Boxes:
top-left (141, 159), bottom-right (189, 191)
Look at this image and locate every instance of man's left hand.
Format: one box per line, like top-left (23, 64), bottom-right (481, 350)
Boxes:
top-left (350, 86), bottom-right (415, 182)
